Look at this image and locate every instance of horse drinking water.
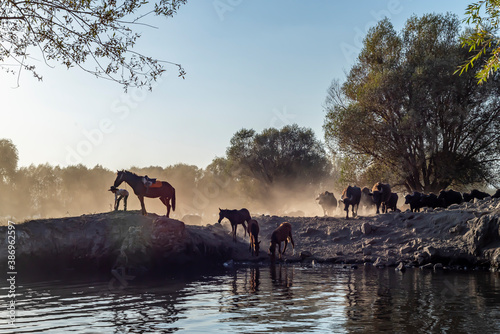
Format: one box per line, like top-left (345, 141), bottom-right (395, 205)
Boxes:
top-left (112, 170), bottom-right (176, 217)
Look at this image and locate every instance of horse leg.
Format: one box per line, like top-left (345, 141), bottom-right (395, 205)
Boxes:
top-left (283, 239), bottom-right (288, 255)
top-left (124, 195), bottom-right (128, 211)
top-left (232, 223), bottom-right (237, 242)
top-left (278, 242), bottom-right (282, 259)
top-left (139, 195), bottom-right (147, 215)
top-left (160, 197), bottom-right (171, 217)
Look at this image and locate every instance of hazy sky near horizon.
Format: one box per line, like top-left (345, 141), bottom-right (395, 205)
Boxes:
top-left (1, 0), bottom-right (472, 171)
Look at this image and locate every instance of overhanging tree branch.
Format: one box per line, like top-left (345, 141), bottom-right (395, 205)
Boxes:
top-left (0, 0), bottom-right (187, 90)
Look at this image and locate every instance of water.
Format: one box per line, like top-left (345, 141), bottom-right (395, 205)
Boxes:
top-left (2, 265), bottom-right (500, 333)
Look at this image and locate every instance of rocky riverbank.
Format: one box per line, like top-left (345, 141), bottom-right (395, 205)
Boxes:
top-left (2, 197), bottom-right (500, 275)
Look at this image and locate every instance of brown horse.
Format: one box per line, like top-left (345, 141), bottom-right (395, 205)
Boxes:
top-left (113, 170), bottom-right (176, 217)
top-left (269, 222), bottom-right (294, 260)
top-left (218, 208), bottom-right (251, 242)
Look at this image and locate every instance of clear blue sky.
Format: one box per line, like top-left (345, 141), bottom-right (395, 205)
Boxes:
top-left (0, 0), bottom-right (472, 170)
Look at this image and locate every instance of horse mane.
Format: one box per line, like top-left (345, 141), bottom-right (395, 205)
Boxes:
top-left (122, 170), bottom-right (141, 178)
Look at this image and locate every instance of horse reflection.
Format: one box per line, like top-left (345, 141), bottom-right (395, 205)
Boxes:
top-left (270, 263), bottom-right (294, 300)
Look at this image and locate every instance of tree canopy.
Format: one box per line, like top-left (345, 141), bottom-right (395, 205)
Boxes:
top-left (226, 124), bottom-right (331, 188)
top-left (324, 13), bottom-right (500, 193)
top-left (0, 0), bottom-right (187, 89)
top-left (458, 0), bottom-right (500, 83)
top-left (0, 138), bottom-right (18, 183)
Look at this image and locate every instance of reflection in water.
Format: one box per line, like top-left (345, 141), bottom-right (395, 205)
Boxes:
top-left (1, 266), bottom-right (499, 333)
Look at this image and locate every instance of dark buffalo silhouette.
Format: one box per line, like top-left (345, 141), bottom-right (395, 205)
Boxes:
top-left (371, 182), bottom-right (392, 214)
top-left (384, 192), bottom-right (399, 212)
top-left (437, 189), bottom-right (463, 208)
top-left (420, 193), bottom-right (440, 209)
top-left (463, 189), bottom-right (491, 202)
top-left (405, 192), bottom-right (423, 212)
top-left (360, 187), bottom-right (376, 212)
top-left (316, 191), bottom-right (337, 216)
top-left (340, 186), bottom-right (361, 219)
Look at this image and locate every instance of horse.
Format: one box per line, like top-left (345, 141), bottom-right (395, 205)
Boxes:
top-left (112, 170), bottom-right (176, 217)
top-left (269, 222), bottom-right (294, 260)
top-left (218, 208), bottom-right (251, 242)
top-left (108, 186), bottom-right (129, 211)
top-left (247, 219), bottom-right (260, 256)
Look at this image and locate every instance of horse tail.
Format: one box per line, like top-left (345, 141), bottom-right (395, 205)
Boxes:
top-left (172, 187), bottom-right (176, 211)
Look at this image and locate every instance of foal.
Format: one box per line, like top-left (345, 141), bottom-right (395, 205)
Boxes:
top-left (269, 222), bottom-right (295, 260)
top-left (247, 219), bottom-right (260, 256)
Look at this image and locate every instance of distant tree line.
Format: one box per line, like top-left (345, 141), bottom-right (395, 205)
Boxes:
top-left (0, 126), bottom-right (334, 221)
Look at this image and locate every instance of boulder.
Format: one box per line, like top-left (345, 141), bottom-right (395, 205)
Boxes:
top-left (373, 257), bottom-right (385, 267)
top-left (361, 222), bottom-right (372, 235)
top-left (300, 251), bottom-right (313, 259)
top-left (464, 212), bottom-right (500, 255)
top-left (434, 263), bottom-right (443, 270)
top-left (400, 246), bottom-right (414, 254)
top-left (362, 247), bottom-right (372, 256)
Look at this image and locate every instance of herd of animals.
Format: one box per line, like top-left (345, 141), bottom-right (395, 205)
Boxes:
top-left (316, 183), bottom-right (500, 219)
top-left (110, 171), bottom-right (500, 261)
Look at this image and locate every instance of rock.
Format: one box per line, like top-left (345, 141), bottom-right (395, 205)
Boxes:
top-left (361, 222), bottom-right (372, 235)
top-left (300, 251), bottom-right (313, 258)
top-left (364, 239), bottom-right (378, 245)
top-left (373, 257), bottom-right (385, 267)
top-left (420, 263), bottom-right (434, 269)
top-left (305, 227), bottom-right (320, 235)
top-left (434, 263), bottom-right (443, 270)
top-left (362, 247), bottom-right (372, 256)
top-left (423, 246), bottom-right (437, 259)
top-left (387, 249), bottom-right (397, 257)
top-left (396, 262), bottom-right (406, 272)
top-left (400, 246), bottom-right (413, 254)
top-left (415, 254), bottom-right (426, 265)
top-left (386, 258), bottom-right (397, 267)
top-left (151, 217), bottom-right (187, 253)
top-left (464, 213), bottom-right (500, 255)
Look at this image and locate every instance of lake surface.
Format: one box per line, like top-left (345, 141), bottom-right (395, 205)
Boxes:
top-left (2, 264), bottom-right (500, 333)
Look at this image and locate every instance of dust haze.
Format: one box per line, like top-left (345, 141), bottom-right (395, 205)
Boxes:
top-left (0, 163), bottom-right (366, 225)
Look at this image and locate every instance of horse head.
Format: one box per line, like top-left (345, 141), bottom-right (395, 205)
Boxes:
top-left (113, 170), bottom-right (125, 188)
top-left (217, 208), bottom-right (226, 223)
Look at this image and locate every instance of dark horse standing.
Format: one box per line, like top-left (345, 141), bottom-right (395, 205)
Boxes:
top-left (218, 208), bottom-right (251, 242)
top-left (113, 170), bottom-right (176, 217)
